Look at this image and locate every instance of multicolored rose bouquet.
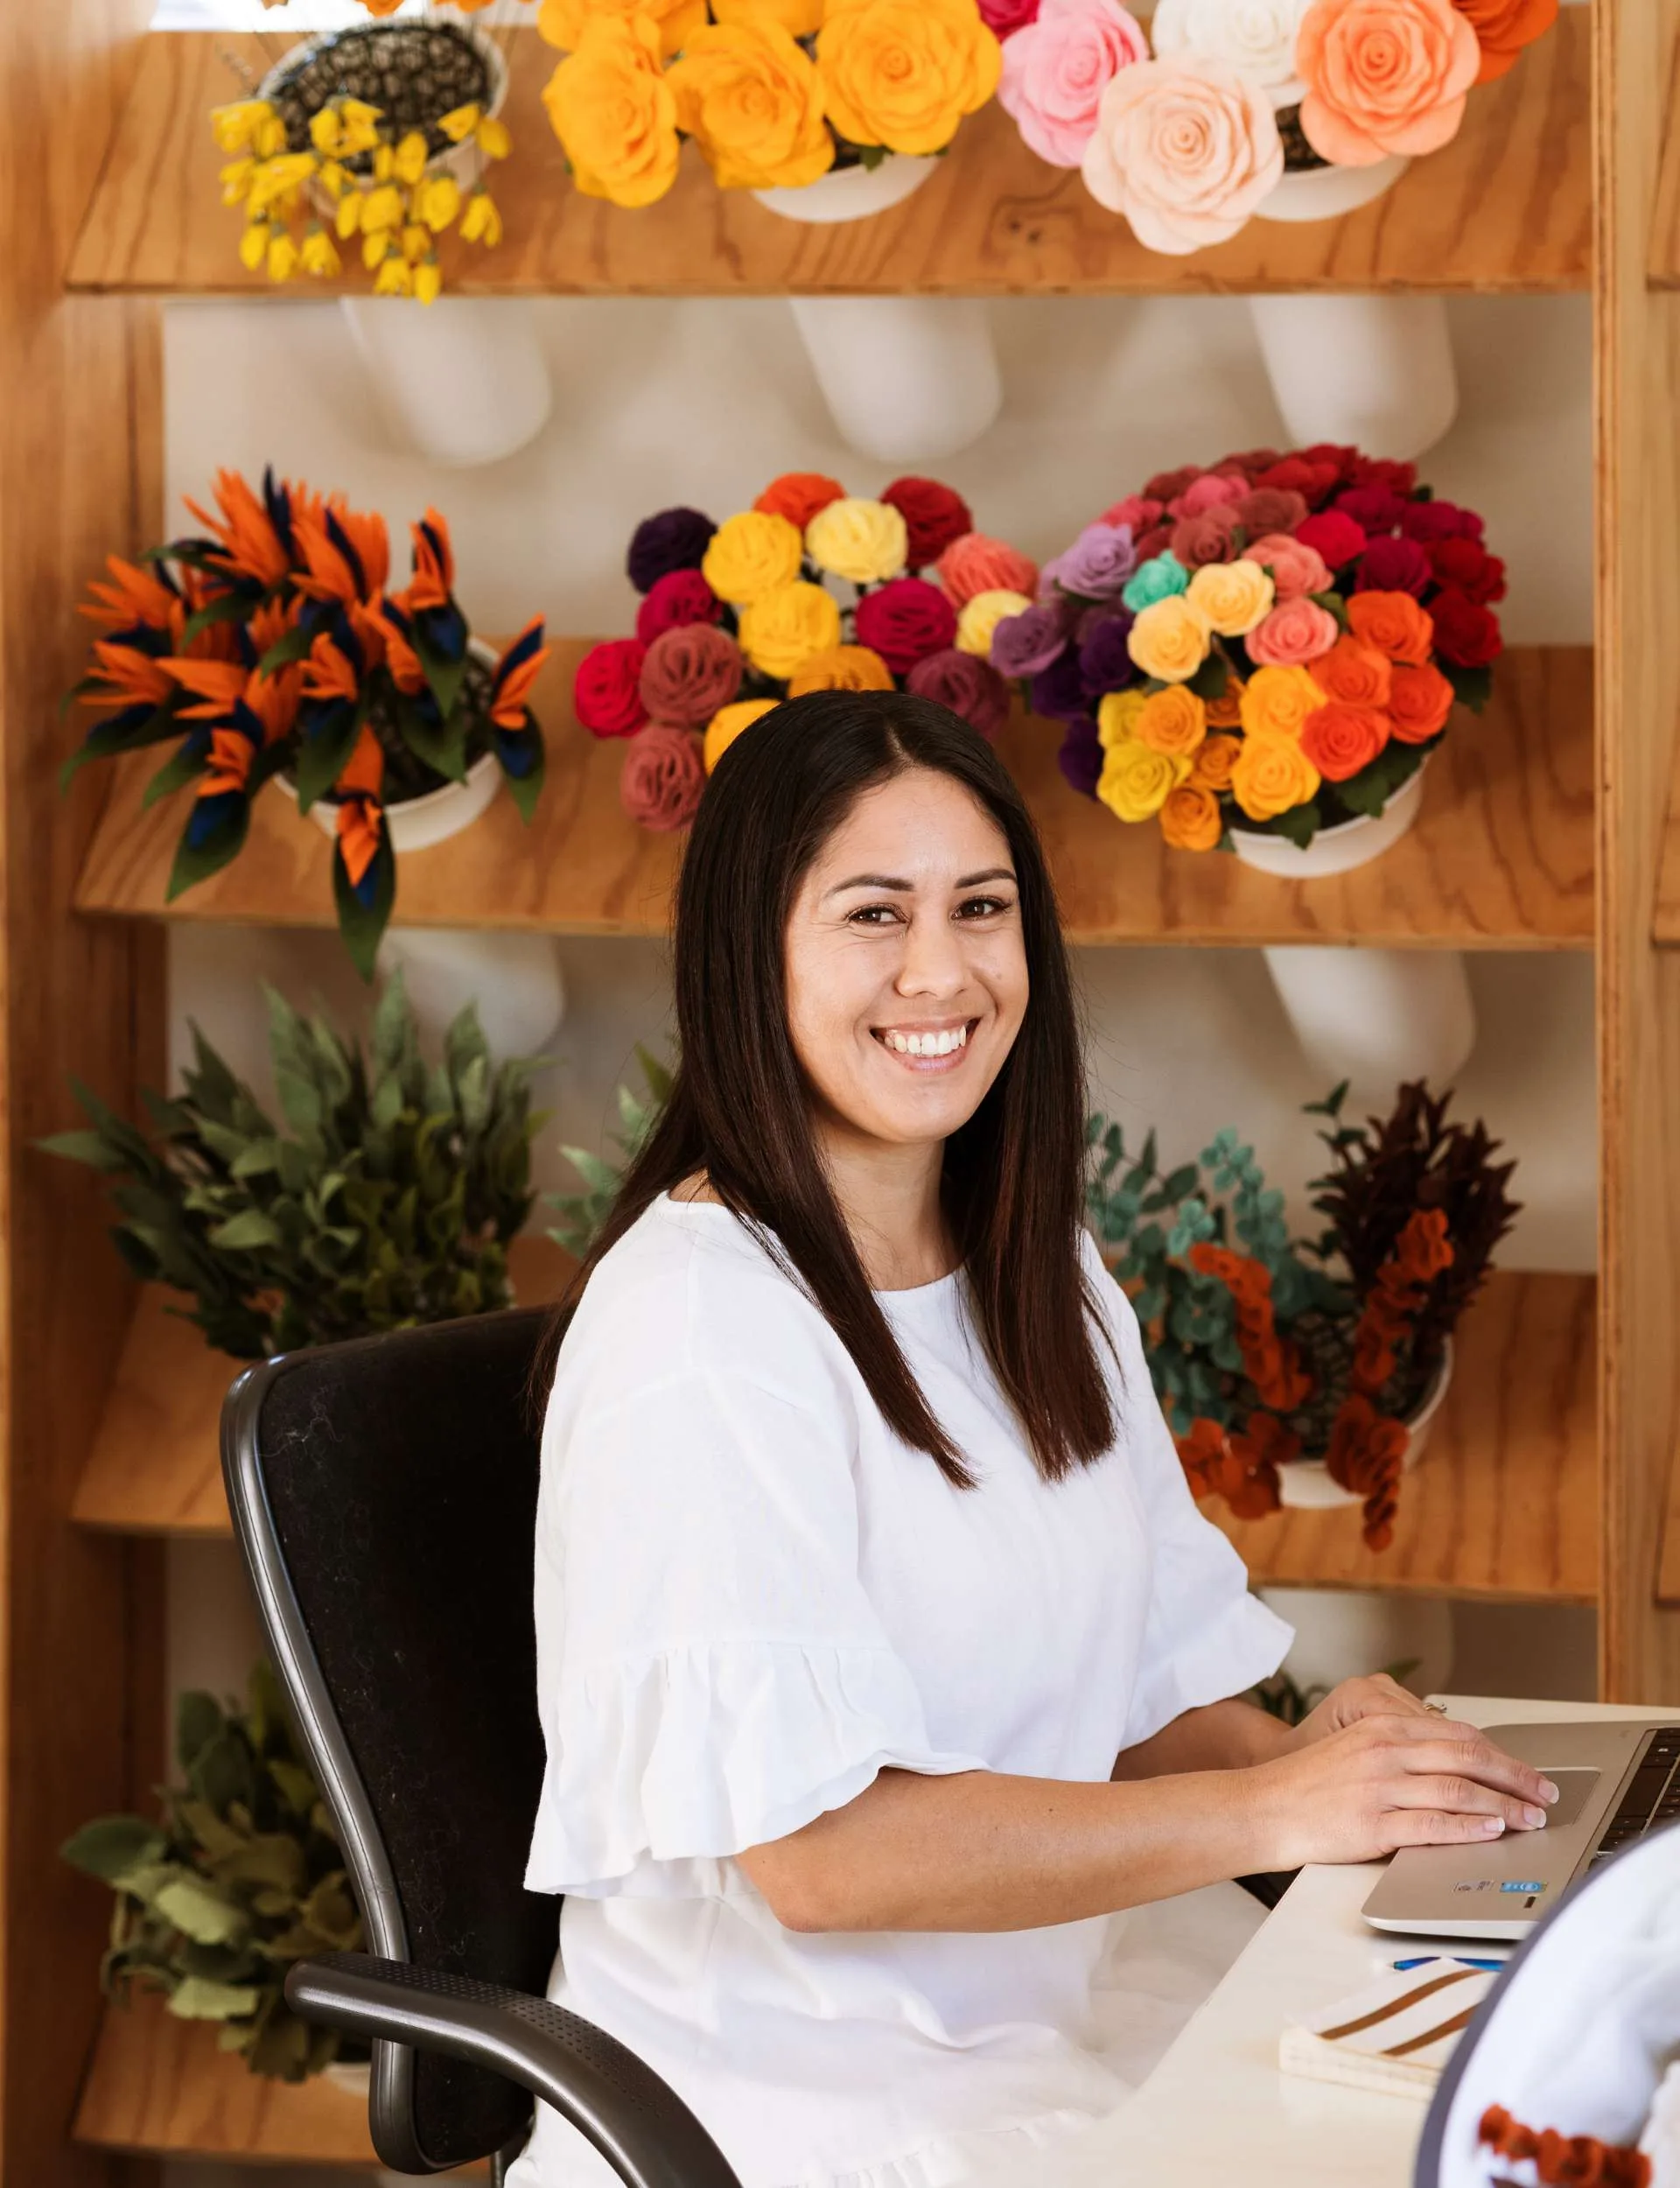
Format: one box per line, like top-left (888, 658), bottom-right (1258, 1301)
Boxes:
top-left (212, 16), bottom-right (522, 298)
top-left (537, 0), bottom-right (999, 208)
top-left (574, 472), bottom-right (1029, 831)
top-left (989, 0), bottom-right (1557, 254)
top-left (65, 469), bottom-right (548, 978)
top-left (1088, 1081), bottom-right (1519, 1548)
top-left (986, 442), bottom-right (1503, 854)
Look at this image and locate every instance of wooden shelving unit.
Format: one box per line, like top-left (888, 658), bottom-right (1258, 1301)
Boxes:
top-left (67, 22), bottom-right (1590, 299)
top-left (73, 642), bottom-right (1593, 950)
top-left (74, 1993), bottom-right (379, 2170)
top-left (1214, 1273), bottom-right (1598, 1603)
top-left (73, 1236), bottom-right (571, 1539)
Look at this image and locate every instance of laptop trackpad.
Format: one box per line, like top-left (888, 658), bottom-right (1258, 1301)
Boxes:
top-left (1539, 1769), bottom-right (1600, 1829)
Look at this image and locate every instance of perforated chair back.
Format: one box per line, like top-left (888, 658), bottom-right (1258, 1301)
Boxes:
top-left (222, 1305), bottom-right (564, 2173)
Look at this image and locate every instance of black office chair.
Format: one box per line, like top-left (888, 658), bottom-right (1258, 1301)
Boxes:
top-left (220, 1304), bottom-right (744, 2186)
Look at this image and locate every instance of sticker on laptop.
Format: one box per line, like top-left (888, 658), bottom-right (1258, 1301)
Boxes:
top-left (1501, 1882), bottom-right (1545, 1894)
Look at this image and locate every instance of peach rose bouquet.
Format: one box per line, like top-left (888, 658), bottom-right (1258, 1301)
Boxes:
top-left (573, 473), bottom-right (1027, 833)
top-left (539, 0), bottom-right (999, 210)
top-left (989, 0), bottom-right (1556, 254)
top-left (984, 441), bottom-right (1504, 856)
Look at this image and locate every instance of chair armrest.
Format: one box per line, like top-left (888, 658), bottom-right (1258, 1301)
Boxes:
top-left (286, 1952), bottom-right (743, 2188)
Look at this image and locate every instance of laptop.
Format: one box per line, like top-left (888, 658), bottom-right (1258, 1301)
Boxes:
top-left (1362, 1718), bottom-right (1680, 1940)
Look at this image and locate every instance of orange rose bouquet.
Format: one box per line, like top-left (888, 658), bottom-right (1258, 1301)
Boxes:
top-left (1088, 1080), bottom-right (1518, 1548)
top-left (989, 0), bottom-right (1555, 255)
top-left (989, 442), bottom-right (1504, 861)
top-left (573, 471), bottom-right (1024, 833)
top-left (538, 0), bottom-right (999, 209)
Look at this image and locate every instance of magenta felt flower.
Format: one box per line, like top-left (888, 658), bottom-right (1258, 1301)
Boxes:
top-left (999, 0), bottom-right (1149, 167)
top-left (853, 579), bottom-right (957, 672)
top-left (1295, 508), bottom-right (1367, 572)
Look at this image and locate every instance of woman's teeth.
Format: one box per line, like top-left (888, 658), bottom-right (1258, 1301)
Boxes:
top-left (881, 1026), bottom-right (969, 1057)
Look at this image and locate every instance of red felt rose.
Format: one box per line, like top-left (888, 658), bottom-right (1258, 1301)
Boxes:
top-left (880, 477), bottom-right (975, 568)
top-left (1389, 663), bottom-right (1456, 742)
top-left (1131, 522), bottom-right (1174, 562)
top-left (1429, 587), bottom-right (1503, 668)
top-left (573, 638), bottom-right (648, 739)
top-left (1295, 508), bottom-right (1368, 572)
top-left (1144, 463), bottom-right (1205, 504)
top-left (1295, 442), bottom-right (1361, 487)
top-left (1218, 445), bottom-right (1286, 480)
top-left (1345, 454), bottom-right (1418, 495)
top-left (620, 726), bottom-right (706, 832)
top-left (1254, 455), bottom-right (1342, 508)
top-left (853, 576), bottom-right (958, 672)
top-left (635, 569), bottom-right (724, 646)
top-left (1170, 505), bottom-right (1239, 568)
top-left (1428, 536), bottom-right (1508, 605)
top-left (1399, 499), bottom-right (1485, 544)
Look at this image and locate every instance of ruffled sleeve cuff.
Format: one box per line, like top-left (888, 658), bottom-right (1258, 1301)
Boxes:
top-left (525, 1637), bottom-right (988, 1898)
top-left (1121, 1589), bottom-right (1293, 1756)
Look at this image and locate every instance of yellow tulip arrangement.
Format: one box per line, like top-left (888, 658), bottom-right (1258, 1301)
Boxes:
top-left (212, 27), bottom-right (517, 302)
top-left (536, 0), bottom-right (1001, 210)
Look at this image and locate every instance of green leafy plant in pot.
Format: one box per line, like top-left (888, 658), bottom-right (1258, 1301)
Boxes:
top-left (62, 1664), bottom-right (364, 2082)
top-left (41, 971), bottom-right (542, 1359)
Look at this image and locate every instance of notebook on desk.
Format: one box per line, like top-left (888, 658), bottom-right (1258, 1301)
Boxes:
top-left (1362, 1718), bottom-right (1680, 1940)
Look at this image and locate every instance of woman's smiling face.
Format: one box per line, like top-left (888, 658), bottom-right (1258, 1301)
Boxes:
top-left (783, 767), bottom-right (1029, 1153)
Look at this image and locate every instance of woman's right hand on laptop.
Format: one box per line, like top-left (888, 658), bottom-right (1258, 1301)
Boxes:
top-left (1243, 1714), bottom-right (1561, 1869)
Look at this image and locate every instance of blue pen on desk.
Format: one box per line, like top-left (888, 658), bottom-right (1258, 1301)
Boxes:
top-left (1392, 1953), bottom-right (1506, 1972)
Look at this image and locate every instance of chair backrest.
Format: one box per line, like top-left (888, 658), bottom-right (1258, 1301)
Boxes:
top-left (221, 1304), bottom-right (565, 2172)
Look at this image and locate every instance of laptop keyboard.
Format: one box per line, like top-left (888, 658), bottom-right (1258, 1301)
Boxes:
top-left (1585, 1727), bottom-right (1680, 1868)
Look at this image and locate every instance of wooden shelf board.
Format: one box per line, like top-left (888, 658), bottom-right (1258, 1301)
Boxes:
top-left (73, 642), bottom-right (1594, 950)
top-left (1213, 1271), bottom-right (1598, 1603)
top-left (68, 23), bottom-right (1589, 298)
top-left (1648, 707), bottom-right (1680, 942)
top-left (1646, 32), bottom-right (1680, 287)
top-left (71, 1234), bottom-right (572, 1537)
top-left (74, 1991), bottom-right (379, 2167)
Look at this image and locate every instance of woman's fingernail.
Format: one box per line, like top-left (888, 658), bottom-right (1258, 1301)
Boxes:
top-left (1481, 1817), bottom-right (1505, 1834)
top-left (1541, 1778), bottom-right (1560, 1803)
top-left (1522, 1806), bottom-right (1547, 1828)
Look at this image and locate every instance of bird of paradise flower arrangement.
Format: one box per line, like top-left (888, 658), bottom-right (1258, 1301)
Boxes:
top-left (1087, 1080), bottom-right (1518, 1549)
top-left (213, 12), bottom-right (523, 298)
top-left (64, 469), bottom-right (548, 979)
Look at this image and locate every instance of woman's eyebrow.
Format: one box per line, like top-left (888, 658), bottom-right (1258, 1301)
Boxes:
top-left (824, 866), bottom-right (1018, 898)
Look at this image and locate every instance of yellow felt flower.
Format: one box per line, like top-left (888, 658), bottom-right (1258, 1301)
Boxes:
top-left (335, 190), bottom-right (364, 241)
top-left (315, 159), bottom-right (350, 202)
top-left (416, 173), bottom-right (464, 231)
top-left (817, 0), bottom-right (1000, 155)
top-left (668, 23), bottom-right (834, 191)
top-left (1230, 734), bottom-right (1321, 824)
top-left (299, 228), bottom-right (341, 277)
top-left (787, 644), bottom-right (895, 694)
top-left (1096, 688), bottom-right (1147, 749)
top-left (440, 103), bottom-right (483, 143)
top-left (338, 100), bottom-right (384, 155)
top-left (415, 259), bottom-right (444, 305)
top-left (393, 130), bottom-right (432, 186)
top-left (461, 191), bottom-right (504, 246)
top-left (1239, 663), bottom-right (1322, 744)
top-left (400, 222), bottom-right (432, 264)
top-left (239, 221), bottom-right (271, 273)
top-left (705, 697), bottom-right (778, 771)
top-left (220, 157), bottom-right (256, 207)
top-left (1186, 557), bottom-right (1275, 639)
top-left (539, 0), bottom-right (708, 60)
top-left (714, 0), bottom-right (826, 37)
top-left (266, 231), bottom-right (301, 283)
top-left (212, 100), bottom-right (281, 155)
top-left (703, 509), bottom-right (806, 604)
top-left (1134, 685), bottom-right (1208, 759)
top-left (542, 18), bottom-right (682, 210)
top-left (374, 254), bottom-right (416, 297)
top-left (247, 153), bottom-right (317, 218)
top-left (1096, 741), bottom-right (1191, 825)
top-left (955, 587), bottom-right (1032, 658)
top-left (477, 115), bottom-right (513, 159)
top-left (360, 182), bottom-right (406, 234)
top-left (309, 106), bottom-right (345, 157)
top-left (363, 228), bottom-right (394, 270)
top-left (805, 497), bottom-right (909, 585)
top-left (1127, 594), bottom-right (1213, 684)
top-left (738, 582), bottom-right (843, 677)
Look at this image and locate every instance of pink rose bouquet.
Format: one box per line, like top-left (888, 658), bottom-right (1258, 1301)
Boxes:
top-left (984, 442), bottom-right (1504, 854)
top-left (574, 471), bottom-right (1026, 833)
top-left (989, 0), bottom-right (1558, 256)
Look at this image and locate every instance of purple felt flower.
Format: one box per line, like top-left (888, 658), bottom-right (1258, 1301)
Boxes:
top-left (1354, 535), bottom-right (1433, 598)
top-left (1057, 716), bottom-right (1102, 798)
top-left (1030, 649), bottom-right (1088, 721)
top-left (990, 601), bottom-right (1069, 679)
top-left (1044, 522), bottom-right (1137, 601)
top-left (626, 507), bottom-right (717, 595)
top-left (1077, 612), bottom-right (1138, 698)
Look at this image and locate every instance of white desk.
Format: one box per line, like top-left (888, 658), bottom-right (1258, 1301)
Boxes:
top-left (984, 1695), bottom-right (1674, 2188)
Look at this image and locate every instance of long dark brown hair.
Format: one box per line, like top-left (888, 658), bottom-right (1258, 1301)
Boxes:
top-left (548, 689), bottom-right (1116, 1486)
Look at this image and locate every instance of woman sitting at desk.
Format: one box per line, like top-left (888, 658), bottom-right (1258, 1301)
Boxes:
top-left (512, 691), bottom-right (1552, 2188)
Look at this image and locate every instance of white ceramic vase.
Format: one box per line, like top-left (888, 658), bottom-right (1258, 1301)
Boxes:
top-left (752, 153), bottom-right (937, 224)
top-left (788, 296), bottom-right (1004, 463)
top-left (1262, 944), bottom-right (1477, 1098)
top-left (340, 295), bottom-right (554, 468)
top-left (1229, 759), bottom-right (1428, 880)
top-left (1275, 1341), bottom-right (1454, 1511)
top-left (1256, 154), bottom-right (1410, 224)
top-left (376, 929), bottom-right (568, 1060)
top-left (1247, 292), bottom-right (1460, 461)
